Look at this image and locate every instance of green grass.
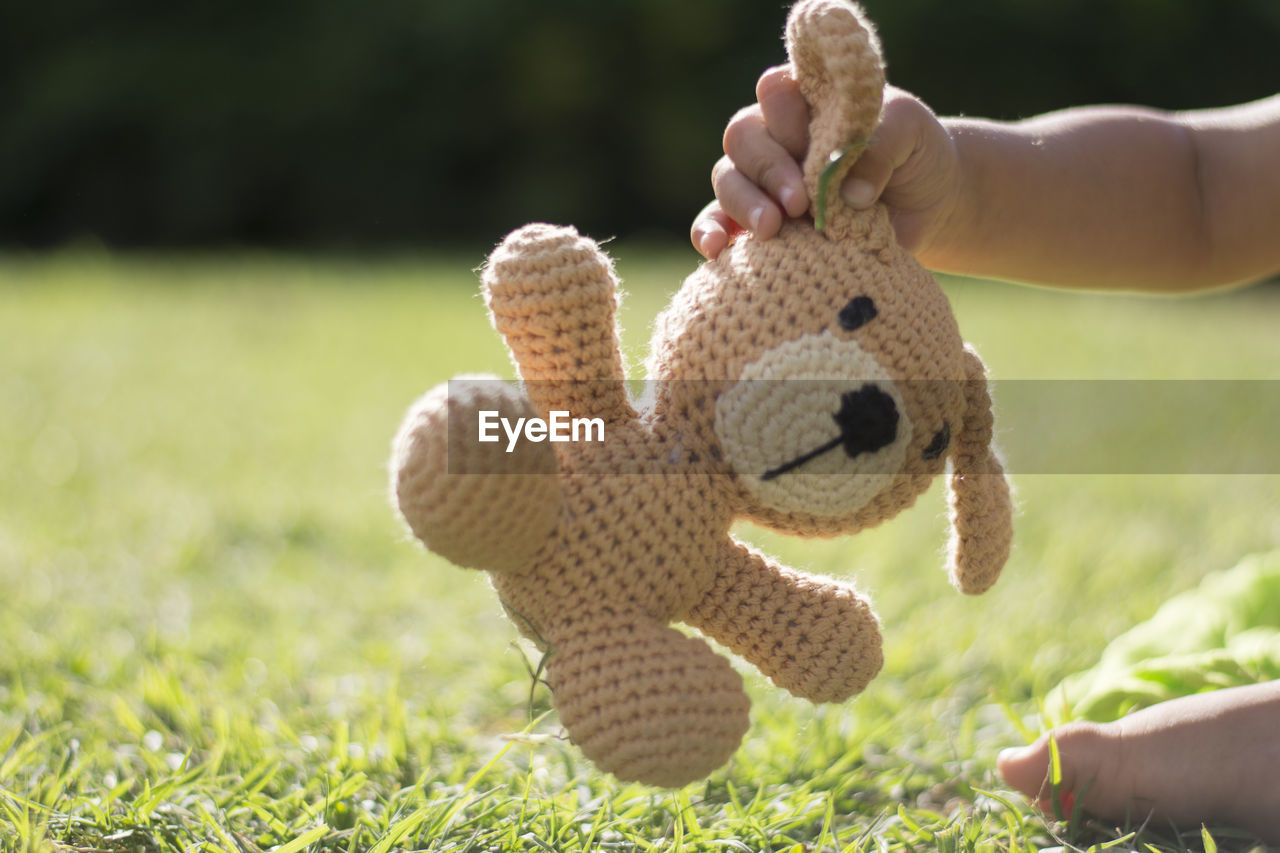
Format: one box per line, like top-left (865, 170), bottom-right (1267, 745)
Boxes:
top-left (1, 247), bottom-right (1278, 852)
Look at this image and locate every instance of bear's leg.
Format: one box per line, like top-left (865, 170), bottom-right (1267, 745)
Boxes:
top-left (547, 617), bottom-right (751, 787)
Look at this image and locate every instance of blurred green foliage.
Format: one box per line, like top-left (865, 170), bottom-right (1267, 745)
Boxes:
top-left (1, 0), bottom-right (1276, 248)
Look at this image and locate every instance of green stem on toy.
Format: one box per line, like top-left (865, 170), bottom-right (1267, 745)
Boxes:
top-left (814, 139), bottom-right (869, 233)
top-left (500, 598), bottom-right (556, 721)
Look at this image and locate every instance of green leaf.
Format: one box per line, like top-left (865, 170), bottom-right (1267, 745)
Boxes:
top-left (814, 140), bottom-right (868, 232)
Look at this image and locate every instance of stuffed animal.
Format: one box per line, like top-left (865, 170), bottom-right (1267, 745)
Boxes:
top-left (390, 0), bottom-right (1012, 787)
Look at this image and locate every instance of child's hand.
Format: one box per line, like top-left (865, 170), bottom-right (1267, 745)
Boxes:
top-left (691, 64), bottom-right (962, 261)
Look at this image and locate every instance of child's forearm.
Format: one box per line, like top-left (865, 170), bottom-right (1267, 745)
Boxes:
top-left (919, 96), bottom-right (1280, 292)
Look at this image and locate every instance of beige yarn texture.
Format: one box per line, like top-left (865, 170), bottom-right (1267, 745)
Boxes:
top-left (391, 0), bottom-right (1012, 788)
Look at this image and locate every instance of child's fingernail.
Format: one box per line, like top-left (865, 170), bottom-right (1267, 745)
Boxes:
top-left (749, 206), bottom-right (765, 232)
top-left (842, 178), bottom-right (876, 208)
top-left (997, 746), bottom-right (1027, 763)
top-left (694, 227), bottom-right (723, 257)
top-left (779, 185), bottom-right (800, 215)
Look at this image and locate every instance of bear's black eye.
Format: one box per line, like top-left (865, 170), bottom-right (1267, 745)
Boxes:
top-left (838, 296), bottom-right (877, 331)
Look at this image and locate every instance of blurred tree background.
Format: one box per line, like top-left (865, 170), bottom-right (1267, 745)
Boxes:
top-left (2, 0), bottom-right (1277, 249)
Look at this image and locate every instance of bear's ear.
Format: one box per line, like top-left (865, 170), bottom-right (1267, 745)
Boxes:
top-left (946, 347), bottom-right (1013, 594)
top-left (786, 0), bottom-right (885, 237)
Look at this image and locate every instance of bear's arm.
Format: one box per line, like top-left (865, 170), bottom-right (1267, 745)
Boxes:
top-left (682, 537), bottom-right (883, 702)
top-left (483, 223), bottom-right (635, 424)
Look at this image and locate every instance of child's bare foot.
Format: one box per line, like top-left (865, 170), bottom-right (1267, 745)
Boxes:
top-left (997, 681), bottom-right (1280, 842)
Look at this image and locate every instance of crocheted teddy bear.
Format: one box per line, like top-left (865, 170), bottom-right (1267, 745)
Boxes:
top-left (390, 0), bottom-right (1012, 787)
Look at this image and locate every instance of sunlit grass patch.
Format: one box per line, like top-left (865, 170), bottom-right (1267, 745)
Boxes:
top-left (1, 251), bottom-right (1277, 851)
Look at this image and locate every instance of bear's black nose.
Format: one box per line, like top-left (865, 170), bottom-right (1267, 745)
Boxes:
top-left (760, 383), bottom-right (900, 481)
top-left (833, 385), bottom-right (898, 457)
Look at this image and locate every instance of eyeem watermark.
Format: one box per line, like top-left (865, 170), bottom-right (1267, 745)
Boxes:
top-left (478, 410), bottom-right (605, 453)
top-left (451, 379), bottom-right (1280, 473)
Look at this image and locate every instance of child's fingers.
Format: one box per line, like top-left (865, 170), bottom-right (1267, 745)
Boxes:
top-left (841, 145), bottom-right (895, 209)
top-left (755, 64), bottom-right (810, 160)
top-left (722, 108), bottom-right (808, 219)
top-left (690, 201), bottom-right (737, 259)
top-left (841, 88), bottom-right (941, 211)
top-left (711, 156), bottom-right (786, 241)
top-left (997, 723), bottom-right (1114, 811)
